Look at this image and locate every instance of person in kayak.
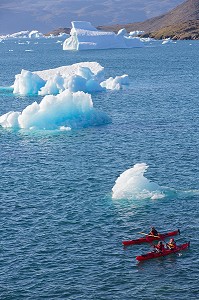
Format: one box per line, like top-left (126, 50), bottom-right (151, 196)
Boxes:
top-left (167, 238), bottom-right (177, 250)
top-left (149, 227), bottom-right (159, 236)
top-left (154, 241), bottom-right (165, 253)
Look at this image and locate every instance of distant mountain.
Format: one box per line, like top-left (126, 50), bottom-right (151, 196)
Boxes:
top-left (45, 28), bottom-right (71, 36)
top-left (46, 0), bottom-right (199, 39)
top-left (98, 0), bottom-right (199, 39)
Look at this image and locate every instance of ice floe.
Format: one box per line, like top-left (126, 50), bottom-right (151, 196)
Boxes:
top-left (12, 62), bottom-right (129, 96)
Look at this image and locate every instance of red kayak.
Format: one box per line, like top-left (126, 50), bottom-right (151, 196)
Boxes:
top-left (122, 229), bottom-right (180, 246)
top-left (136, 241), bottom-right (190, 262)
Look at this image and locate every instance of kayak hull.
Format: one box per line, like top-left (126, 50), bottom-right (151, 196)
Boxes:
top-left (122, 229), bottom-right (180, 246)
top-left (136, 242), bottom-right (190, 261)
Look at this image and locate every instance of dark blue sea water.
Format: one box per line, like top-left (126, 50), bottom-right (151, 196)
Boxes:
top-left (0, 38), bottom-right (199, 299)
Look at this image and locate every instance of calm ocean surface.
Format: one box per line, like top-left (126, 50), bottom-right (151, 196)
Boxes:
top-left (0, 38), bottom-right (199, 299)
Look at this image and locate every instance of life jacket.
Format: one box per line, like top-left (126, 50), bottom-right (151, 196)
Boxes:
top-left (155, 243), bottom-right (165, 251)
top-left (168, 242), bottom-right (176, 249)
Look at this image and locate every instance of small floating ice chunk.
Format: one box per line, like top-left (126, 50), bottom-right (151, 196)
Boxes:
top-left (101, 74), bottom-right (129, 90)
top-left (112, 163), bottom-right (165, 200)
top-left (162, 38), bottom-right (171, 45)
top-left (0, 111), bottom-right (20, 128)
top-left (129, 30), bottom-right (145, 37)
top-left (60, 126), bottom-right (71, 131)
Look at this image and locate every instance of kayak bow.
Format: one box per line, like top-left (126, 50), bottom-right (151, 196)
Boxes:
top-left (136, 241), bottom-right (190, 262)
top-left (122, 229), bottom-right (180, 246)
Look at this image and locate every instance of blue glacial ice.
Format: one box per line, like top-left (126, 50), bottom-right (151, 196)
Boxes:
top-left (0, 90), bottom-right (111, 130)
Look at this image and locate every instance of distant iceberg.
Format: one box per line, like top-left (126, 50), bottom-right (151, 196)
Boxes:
top-left (0, 30), bottom-right (44, 40)
top-left (129, 30), bottom-right (145, 37)
top-left (0, 30), bottom-right (68, 40)
top-left (28, 30), bottom-right (44, 39)
top-left (12, 62), bottom-right (129, 96)
top-left (63, 21), bottom-right (144, 51)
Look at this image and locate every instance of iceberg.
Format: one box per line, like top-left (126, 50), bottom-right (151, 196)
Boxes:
top-left (112, 163), bottom-right (165, 200)
top-left (129, 30), bottom-right (145, 37)
top-left (101, 74), bottom-right (129, 90)
top-left (0, 30), bottom-right (68, 40)
top-left (28, 30), bottom-right (44, 39)
top-left (0, 90), bottom-right (111, 130)
top-left (63, 21), bottom-right (144, 51)
top-left (0, 30), bottom-right (44, 40)
top-left (12, 62), bottom-right (129, 96)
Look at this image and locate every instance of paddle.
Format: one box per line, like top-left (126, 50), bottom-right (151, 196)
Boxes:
top-left (138, 231), bottom-right (172, 249)
top-left (138, 232), bottom-right (160, 238)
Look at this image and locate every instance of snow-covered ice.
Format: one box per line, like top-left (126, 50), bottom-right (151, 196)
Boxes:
top-left (12, 62), bottom-right (129, 96)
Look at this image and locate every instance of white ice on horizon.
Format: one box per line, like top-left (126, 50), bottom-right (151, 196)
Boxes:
top-left (63, 21), bottom-right (144, 51)
top-left (28, 30), bottom-right (43, 39)
top-left (0, 90), bottom-right (111, 130)
top-left (0, 30), bottom-right (43, 40)
top-left (13, 62), bottom-right (129, 96)
top-left (129, 30), bottom-right (145, 37)
top-left (162, 38), bottom-right (172, 45)
top-left (0, 30), bottom-right (69, 40)
top-left (112, 163), bottom-right (165, 200)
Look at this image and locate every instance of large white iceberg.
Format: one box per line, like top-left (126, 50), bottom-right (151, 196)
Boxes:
top-left (0, 90), bottom-right (111, 130)
top-left (63, 21), bottom-right (144, 51)
top-left (12, 62), bottom-right (129, 96)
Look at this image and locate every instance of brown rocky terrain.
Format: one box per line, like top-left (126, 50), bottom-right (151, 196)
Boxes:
top-left (98, 0), bottom-right (199, 39)
top-left (45, 27), bottom-right (71, 36)
top-left (144, 20), bottom-right (199, 39)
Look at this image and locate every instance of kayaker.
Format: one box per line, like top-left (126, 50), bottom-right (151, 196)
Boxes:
top-left (167, 238), bottom-right (177, 250)
top-left (154, 241), bottom-right (165, 253)
top-left (149, 227), bottom-right (159, 236)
